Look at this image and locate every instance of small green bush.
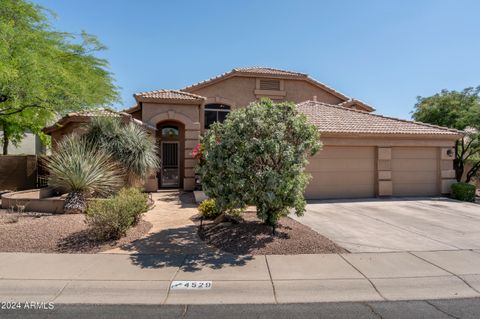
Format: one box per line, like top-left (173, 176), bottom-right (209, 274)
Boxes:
top-left (451, 182), bottom-right (476, 202)
top-left (198, 198), bottom-right (221, 219)
top-left (86, 188), bottom-right (148, 240)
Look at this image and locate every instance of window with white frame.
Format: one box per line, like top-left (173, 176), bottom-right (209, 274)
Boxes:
top-left (204, 104), bottom-right (230, 129)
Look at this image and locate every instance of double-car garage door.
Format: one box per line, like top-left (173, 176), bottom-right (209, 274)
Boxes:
top-left (305, 146), bottom-right (439, 199)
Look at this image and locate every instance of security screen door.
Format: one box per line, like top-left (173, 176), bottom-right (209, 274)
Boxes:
top-left (161, 141), bottom-right (179, 187)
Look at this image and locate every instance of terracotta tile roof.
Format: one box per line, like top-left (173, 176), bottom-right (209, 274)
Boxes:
top-left (233, 67), bottom-right (307, 77)
top-left (134, 89), bottom-right (205, 102)
top-left (297, 101), bottom-right (463, 137)
top-left (65, 109), bottom-right (121, 118)
top-left (43, 108), bottom-right (156, 134)
top-left (123, 104), bottom-right (140, 114)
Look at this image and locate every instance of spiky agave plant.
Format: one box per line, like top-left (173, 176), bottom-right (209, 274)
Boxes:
top-left (84, 117), bottom-right (159, 186)
top-left (45, 135), bottom-right (123, 214)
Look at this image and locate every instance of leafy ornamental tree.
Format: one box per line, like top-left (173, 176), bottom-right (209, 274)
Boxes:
top-left (198, 99), bottom-right (321, 233)
top-left (412, 87), bottom-right (480, 182)
top-left (0, 0), bottom-right (119, 154)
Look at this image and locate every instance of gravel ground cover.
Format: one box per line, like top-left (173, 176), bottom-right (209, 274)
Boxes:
top-left (0, 209), bottom-right (151, 253)
top-left (196, 212), bottom-right (347, 255)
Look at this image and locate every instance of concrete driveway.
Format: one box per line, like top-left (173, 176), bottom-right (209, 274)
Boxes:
top-left (294, 198), bottom-right (480, 252)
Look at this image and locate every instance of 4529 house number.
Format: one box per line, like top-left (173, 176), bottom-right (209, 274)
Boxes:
top-left (170, 281), bottom-right (212, 290)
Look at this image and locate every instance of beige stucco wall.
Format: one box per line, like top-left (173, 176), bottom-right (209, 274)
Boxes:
top-left (188, 76), bottom-right (344, 110)
top-left (142, 102), bottom-right (201, 191)
top-left (0, 155), bottom-right (37, 191)
top-left (0, 132), bottom-right (43, 155)
top-left (50, 122), bottom-right (86, 149)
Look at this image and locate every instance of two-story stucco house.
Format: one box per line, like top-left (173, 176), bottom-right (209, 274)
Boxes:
top-left (45, 67), bottom-right (463, 199)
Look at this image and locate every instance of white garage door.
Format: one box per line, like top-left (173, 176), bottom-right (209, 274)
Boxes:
top-left (305, 146), bottom-right (375, 199)
top-left (392, 147), bottom-right (439, 196)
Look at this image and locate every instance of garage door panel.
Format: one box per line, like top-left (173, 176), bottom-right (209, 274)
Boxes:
top-left (307, 159), bottom-right (374, 172)
top-left (392, 159), bottom-right (437, 171)
top-left (309, 171), bottom-right (375, 184)
top-left (306, 146), bottom-right (375, 199)
top-left (392, 148), bottom-right (437, 159)
top-left (305, 183), bottom-right (374, 199)
top-left (392, 171), bottom-right (438, 183)
top-left (392, 147), bottom-right (439, 196)
top-left (313, 146), bottom-right (374, 159)
top-left (393, 183), bottom-right (438, 196)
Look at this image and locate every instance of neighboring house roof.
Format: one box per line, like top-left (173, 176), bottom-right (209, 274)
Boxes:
top-left (180, 67), bottom-right (376, 110)
top-left (297, 100), bottom-right (463, 138)
top-left (134, 89), bottom-right (206, 103)
top-left (123, 104), bottom-right (141, 114)
top-left (43, 109), bottom-right (156, 134)
top-left (337, 98), bottom-right (375, 112)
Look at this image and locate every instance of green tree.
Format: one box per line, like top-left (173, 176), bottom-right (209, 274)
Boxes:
top-left (0, 0), bottom-right (119, 154)
top-left (199, 99), bottom-right (321, 233)
top-left (412, 87), bottom-right (480, 182)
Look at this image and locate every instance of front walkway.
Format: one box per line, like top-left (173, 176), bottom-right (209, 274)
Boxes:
top-left (104, 190), bottom-right (215, 255)
top-left (1, 250), bottom-right (480, 304)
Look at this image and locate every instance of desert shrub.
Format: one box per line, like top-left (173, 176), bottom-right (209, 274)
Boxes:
top-left (451, 182), bottom-right (476, 202)
top-left (86, 188), bottom-right (148, 240)
top-left (198, 198), bottom-right (221, 219)
top-left (84, 117), bottom-right (159, 186)
top-left (45, 134), bottom-right (123, 214)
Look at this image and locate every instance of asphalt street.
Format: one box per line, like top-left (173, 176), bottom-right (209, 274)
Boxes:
top-left (1, 298), bottom-right (480, 319)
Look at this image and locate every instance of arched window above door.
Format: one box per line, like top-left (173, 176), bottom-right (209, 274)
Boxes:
top-left (204, 104), bottom-right (230, 129)
top-left (160, 125), bottom-right (179, 140)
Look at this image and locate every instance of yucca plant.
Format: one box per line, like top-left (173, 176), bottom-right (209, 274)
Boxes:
top-left (84, 116), bottom-right (159, 186)
top-left (45, 135), bottom-right (123, 214)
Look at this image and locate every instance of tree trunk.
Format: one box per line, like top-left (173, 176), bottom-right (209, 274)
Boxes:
top-left (465, 161), bottom-right (480, 184)
top-left (454, 140), bottom-right (464, 182)
top-left (264, 210), bottom-right (277, 235)
top-left (63, 191), bottom-right (87, 214)
top-left (2, 126), bottom-right (8, 155)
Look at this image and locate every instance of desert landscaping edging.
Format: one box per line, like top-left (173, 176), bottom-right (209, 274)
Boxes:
top-left (1, 188), bottom-right (65, 214)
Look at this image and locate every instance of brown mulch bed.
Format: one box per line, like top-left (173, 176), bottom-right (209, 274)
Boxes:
top-left (0, 210), bottom-right (152, 253)
top-left (195, 212), bottom-right (347, 255)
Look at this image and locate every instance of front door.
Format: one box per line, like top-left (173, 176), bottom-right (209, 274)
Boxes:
top-left (161, 141), bottom-right (179, 187)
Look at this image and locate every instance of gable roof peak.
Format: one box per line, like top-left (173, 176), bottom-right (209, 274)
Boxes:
top-left (232, 66), bottom-right (308, 77)
top-left (134, 89), bottom-right (205, 102)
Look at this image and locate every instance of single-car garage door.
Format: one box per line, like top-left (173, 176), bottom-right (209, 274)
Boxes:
top-left (305, 146), bottom-right (375, 199)
top-left (392, 147), bottom-right (439, 196)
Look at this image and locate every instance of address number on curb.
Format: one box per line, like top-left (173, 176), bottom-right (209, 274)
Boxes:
top-left (170, 281), bottom-right (212, 290)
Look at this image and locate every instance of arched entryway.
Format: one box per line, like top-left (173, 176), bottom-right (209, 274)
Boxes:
top-left (156, 121), bottom-right (185, 188)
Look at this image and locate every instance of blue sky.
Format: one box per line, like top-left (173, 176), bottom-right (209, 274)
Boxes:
top-left (33, 0), bottom-right (480, 119)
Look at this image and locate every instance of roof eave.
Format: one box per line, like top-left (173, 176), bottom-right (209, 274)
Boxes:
top-left (319, 131), bottom-right (464, 140)
top-left (134, 96), bottom-right (205, 104)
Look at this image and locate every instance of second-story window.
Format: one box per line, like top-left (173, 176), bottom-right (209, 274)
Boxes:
top-left (204, 104), bottom-right (230, 129)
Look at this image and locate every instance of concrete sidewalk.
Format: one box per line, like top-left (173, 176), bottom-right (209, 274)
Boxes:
top-left (1, 250), bottom-right (480, 304)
